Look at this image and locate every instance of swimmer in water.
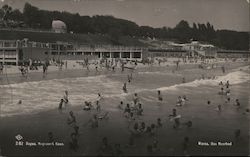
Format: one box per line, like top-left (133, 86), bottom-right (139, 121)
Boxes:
top-left (234, 99), bottom-right (241, 109)
top-left (118, 101), bottom-right (123, 110)
top-left (124, 104), bottom-right (131, 118)
top-left (207, 100), bottom-right (211, 105)
top-left (133, 93), bottom-right (139, 105)
top-left (139, 122), bottom-right (146, 133)
top-left (156, 118), bottom-right (162, 128)
top-left (63, 90), bottom-right (69, 104)
top-left (96, 101), bottom-right (101, 112)
top-left (18, 100), bottom-right (22, 104)
top-left (226, 80), bottom-right (230, 88)
top-left (67, 111), bottom-right (76, 127)
top-left (217, 104), bottom-right (222, 112)
top-left (169, 108), bottom-right (177, 118)
top-left (58, 99), bottom-right (64, 110)
top-left (127, 74), bottom-right (131, 83)
top-left (182, 77), bottom-right (186, 83)
top-left (219, 87), bottom-right (224, 95)
top-left (83, 101), bottom-right (91, 111)
top-left (219, 81), bottom-right (223, 86)
top-left (123, 83), bottom-right (127, 93)
top-left (137, 103), bottom-right (143, 116)
top-left (157, 90), bottom-right (163, 101)
top-left (97, 93), bottom-right (103, 101)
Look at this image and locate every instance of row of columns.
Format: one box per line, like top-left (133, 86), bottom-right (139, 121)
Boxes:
top-left (95, 51), bottom-right (142, 59)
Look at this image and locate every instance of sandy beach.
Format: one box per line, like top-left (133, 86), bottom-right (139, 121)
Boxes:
top-left (0, 59), bottom-right (249, 156)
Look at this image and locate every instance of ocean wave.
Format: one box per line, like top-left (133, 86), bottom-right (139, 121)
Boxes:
top-left (0, 67), bottom-right (249, 117)
top-left (157, 70), bottom-right (250, 91)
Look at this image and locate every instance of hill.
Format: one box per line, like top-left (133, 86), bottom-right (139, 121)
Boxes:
top-left (0, 29), bottom-right (147, 47)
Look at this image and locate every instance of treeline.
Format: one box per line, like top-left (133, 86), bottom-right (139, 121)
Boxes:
top-left (0, 3), bottom-right (249, 50)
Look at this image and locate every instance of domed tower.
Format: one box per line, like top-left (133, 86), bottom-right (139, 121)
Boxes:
top-left (52, 20), bottom-right (67, 33)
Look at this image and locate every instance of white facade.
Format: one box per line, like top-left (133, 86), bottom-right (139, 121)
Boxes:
top-left (52, 20), bottom-right (67, 33)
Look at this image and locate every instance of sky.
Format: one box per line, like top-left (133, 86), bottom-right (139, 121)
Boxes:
top-left (0, 0), bottom-right (249, 32)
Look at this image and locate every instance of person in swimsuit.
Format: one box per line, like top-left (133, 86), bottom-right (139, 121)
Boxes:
top-left (157, 90), bottom-right (163, 101)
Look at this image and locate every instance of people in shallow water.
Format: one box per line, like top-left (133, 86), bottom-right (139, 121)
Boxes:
top-left (133, 93), bottom-right (139, 105)
top-left (97, 93), bottom-right (103, 101)
top-left (207, 100), bottom-right (211, 105)
top-left (69, 133), bottom-right (78, 151)
top-left (216, 104), bottom-right (222, 112)
top-left (226, 87), bottom-right (230, 96)
top-left (234, 99), bottom-right (241, 109)
top-left (219, 81), bottom-right (223, 86)
top-left (157, 90), bottom-right (163, 101)
top-left (91, 114), bottom-right (99, 128)
top-left (182, 77), bottom-right (186, 83)
top-left (124, 104), bottom-right (131, 117)
top-left (225, 80), bottom-right (230, 88)
top-left (67, 111), bottom-right (76, 127)
top-left (136, 103), bottom-right (143, 116)
top-left (114, 144), bottom-right (123, 156)
top-left (48, 132), bottom-right (54, 142)
top-left (182, 137), bottom-right (189, 155)
top-left (139, 122), bottom-right (147, 133)
top-left (58, 99), bottom-right (64, 110)
top-left (156, 118), bottom-right (162, 128)
top-left (99, 137), bottom-right (113, 155)
top-left (123, 83), bottom-right (127, 93)
top-left (118, 101), bottom-right (124, 110)
top-left (63, 90), bottom-right (69, 104)
top-left (96, 101), bottom-right (101, 111)
top-left (169, 108), bottom-right (177, 118)
top-left (83, 101), bottom-right (92, 111)
top-left (218, 87), bottom-right (224, 95)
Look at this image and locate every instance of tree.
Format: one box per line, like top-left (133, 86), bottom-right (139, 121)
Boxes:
top-left (1, 5), bottom-right (12, 21)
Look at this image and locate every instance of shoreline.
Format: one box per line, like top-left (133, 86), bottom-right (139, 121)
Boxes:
top-left (0, 59), bottom-right (248, 85)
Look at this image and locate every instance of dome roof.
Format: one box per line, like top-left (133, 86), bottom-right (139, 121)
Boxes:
top-left (52, 20), bottom-right (67, 33)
